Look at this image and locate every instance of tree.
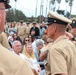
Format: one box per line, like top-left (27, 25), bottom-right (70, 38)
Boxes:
top-left (6, 9), bottom-right (27, 22)
top-left (57, 10), bottom-right (65, 15)
top-left (6, 9), bottom-right (15, 22)
top-left (37, 15), bottom-right (45, 23)
top-left (14, 0), bottom-right (17, 2)
top-left (66, 12), bottom-right (70, 18)
top-left (14, 0), bottom-right (17, 9)
top-left (50, 0), bottom-right (56, 11)
top-left (56, 0), bottom-right (61, 10)
top-left (69, 0), bottom-right (73, 18)
top-left (51, 0), bottom-right (55, 5)
top-left (30, 16), bottom-right (35, 22)
top-left (65, 0), bottom-right (68, 15)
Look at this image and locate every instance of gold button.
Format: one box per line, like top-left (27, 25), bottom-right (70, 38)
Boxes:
top-left (73, 20), bottom-right (75, 24)
top-left (54, 20), bottom-right (56, 22)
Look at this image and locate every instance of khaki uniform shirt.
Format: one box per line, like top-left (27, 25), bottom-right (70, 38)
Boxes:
top-left (17, 26), bottom-right (26, 41)
top-left (42, 43), bottom-right (51, 52)
top-left (25, 26), bottom-right (31, 36)
top-left (45, 35), bottom-right (76, 75)
top-left (0, 44), bottom-right (34, 75)
top-left (17, 26), bottom-right (26, 36)
top-left (0, 32), bottom-right (10, 49)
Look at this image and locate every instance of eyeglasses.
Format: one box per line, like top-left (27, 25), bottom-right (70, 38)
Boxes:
top-left (25, 40), bottom-right (29, 41)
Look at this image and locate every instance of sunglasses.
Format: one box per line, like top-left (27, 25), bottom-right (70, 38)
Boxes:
top-left (25, 40), bottom-right (29, 41)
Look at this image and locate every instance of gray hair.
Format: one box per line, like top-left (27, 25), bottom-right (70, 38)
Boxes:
top-left (12, 40), bottom-right (21, 47)
top-left (35, 39), bottom-right (44, 47)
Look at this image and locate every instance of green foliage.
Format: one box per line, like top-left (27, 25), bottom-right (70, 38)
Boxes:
top-left (57, 10), bottom-right (65, 15)
top-left (66, 12), bottom-right (70, 18)
top-left (57, 0), bottom-right (61, 4)
top-left (71, 15), bottom-right (76, 18)
top-left (65, 0), bottom-right (68, 3)
top-left (51, 0), bottom-right (55, 5)
top-left (6, 8), bottom-right (27, 22)
top-left (37, 15), bottom-right (45, 23)
top-left (14, 0), bottom-right (17, 2)
top-left (30, 16), bottom-right (35, 22)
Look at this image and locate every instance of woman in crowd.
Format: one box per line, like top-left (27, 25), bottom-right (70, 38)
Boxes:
top-left (28, 35), bottom-right (33, 43)
top-left (22, 43), bottom-right (41, 75)
top-left (12, 32), bottom-right (22, 44)
top-left (22, 37), bottom-right (30, 53)
top-left (28, 34), bottom-right (36, 43)
top-left (8, 22), bottom-right (17, 35)
top-left (22, 37), bottom-right (29, 45)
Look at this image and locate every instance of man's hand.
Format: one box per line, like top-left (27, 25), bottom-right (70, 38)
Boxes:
top-left (39, 50), bottom-right (48, 61)
top-left (65, 31), bottom-right (73, 40)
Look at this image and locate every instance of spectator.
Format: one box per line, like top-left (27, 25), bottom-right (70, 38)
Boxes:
top-left (30, 22), bottom-right (40, 39)
top-left (22, 43), bottom-right (41, 75)
top-left (22, 37), bottom-right (30, 53)
top-left (8, 22), bottom-right (17, 35)
top-left (22, 37), bottom-right (29, 46)
top-left (8, 35), bottom-right (13, 48)
top-left (39, 24), bottom-right (46, 38)
top-left (25, 22), bottom-right (31, 37)
top-left (12, 32), bottom-right (22, 44)
top-left (34, 39), bottom-right (45, 75)
top-left (28, 35), bottom-right (35, 43)
top-left (17, 20), bottom-right (26, 42)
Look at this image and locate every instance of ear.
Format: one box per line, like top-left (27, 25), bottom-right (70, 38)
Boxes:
top-left (53, 25), bottom-right (57, 32)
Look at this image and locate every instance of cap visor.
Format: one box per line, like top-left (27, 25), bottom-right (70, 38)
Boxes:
top-left (45, 22), bottom-right (52, 25)
top-left (5, 3), bottom-right (11, 9)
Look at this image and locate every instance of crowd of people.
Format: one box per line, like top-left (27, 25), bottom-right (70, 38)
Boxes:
top-left (1, 19), bottom-right (52, 75)
top-left (0, 0), bottom-right (76, 75)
